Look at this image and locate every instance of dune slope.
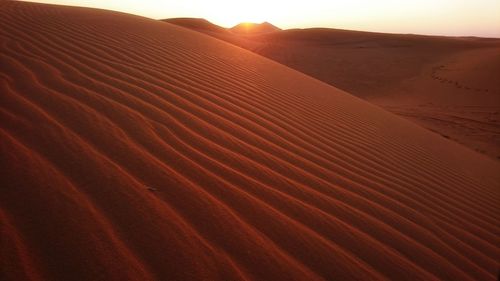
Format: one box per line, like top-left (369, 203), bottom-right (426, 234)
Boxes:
top-left (163, 18), bottom-right (229, 34)
top-left (167, 20), bottom-right (500, 159)
top-left (1, 2), bottom-right (499, 281)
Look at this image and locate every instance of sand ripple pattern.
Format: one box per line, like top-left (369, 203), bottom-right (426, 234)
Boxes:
top-left (1, 2), bottom-right (499, 281)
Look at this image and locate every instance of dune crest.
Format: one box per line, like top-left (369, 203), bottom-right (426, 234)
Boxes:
top-left (230, 22), bottom-right (281, 34)
top-left (167, 19), bottom-right (500, 159)
top-left (1, 2), bottom-right (499, 281)
top-left (164, 18), bottom-right (229, 34)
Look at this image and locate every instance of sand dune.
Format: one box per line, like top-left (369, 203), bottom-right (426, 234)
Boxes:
top-left (166, 20), bottom-right (500, 159)
top-left (230, 22), bottom-right (281, 34)
top-left (162, 18), bottom-right (264, 51)
top-left (165, 18), bottom-right (229, 34)
top-left (1, 2), bottom-right (500, 281)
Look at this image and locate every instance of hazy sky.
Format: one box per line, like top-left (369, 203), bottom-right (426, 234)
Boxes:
top-left (25, 0), bottom-right (500, 37)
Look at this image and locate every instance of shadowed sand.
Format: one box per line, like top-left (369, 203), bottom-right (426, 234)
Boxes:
top-left (165, 19), bottom-right (500, 159)
top-left (2, 2), bottom-right (500, 281)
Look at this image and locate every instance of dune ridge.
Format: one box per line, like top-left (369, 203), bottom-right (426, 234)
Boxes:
top-left (166, 19), bottom-right (500, 159)
top-left (164, 18), bottom-right (229, 34)
top-left (230, 22), bottom-right (281, 34)
top-left (1, 2), bottom-right (499, 281)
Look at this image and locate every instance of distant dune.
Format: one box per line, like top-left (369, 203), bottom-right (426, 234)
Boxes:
top-left (167, 19), bottom-right (500, 159)
top-left (230, 22), bottom-right (281, 34)
top-left (163, 18), bottom-right (229, 34)
top-left (1, 2), bottom-right (500, 281)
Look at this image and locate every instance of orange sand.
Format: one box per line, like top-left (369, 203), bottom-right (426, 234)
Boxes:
top-left (2, 2), bottom-right (500, 280)
top-left (166, 19), bottom-right (500, 159)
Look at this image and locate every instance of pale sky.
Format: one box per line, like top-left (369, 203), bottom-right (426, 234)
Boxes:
top-left (24, 0), bottom-right (500, 37)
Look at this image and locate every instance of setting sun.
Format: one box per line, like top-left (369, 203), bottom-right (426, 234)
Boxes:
top-left (23, 0), bottom-right (500, 37)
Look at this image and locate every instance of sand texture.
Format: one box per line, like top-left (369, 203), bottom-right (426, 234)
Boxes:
top-left (2, 2), bottom-right (500, 281)
top-left (166, 19), bottom-right (500, 159)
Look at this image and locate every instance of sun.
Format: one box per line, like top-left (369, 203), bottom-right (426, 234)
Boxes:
top-left (208, 7), bottom-right (267, 27)
top-left (186, 0), bottom-right (294, 27)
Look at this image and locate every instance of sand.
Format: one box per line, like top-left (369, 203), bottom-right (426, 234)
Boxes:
top-left (166, 20), bottom-right (500, 160)
top-left (230, 22), bottom-right (281, 34)
top-left (1, 2), bottom-right (500, 281)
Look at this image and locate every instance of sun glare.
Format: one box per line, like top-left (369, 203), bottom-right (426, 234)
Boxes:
top-left (23, 0), bottom-right (500, 37)
top-left (200, 0), bottom-right (280, 27)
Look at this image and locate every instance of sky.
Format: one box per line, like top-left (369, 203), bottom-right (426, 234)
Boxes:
top-left (24, 0), bottom-right (500, 37)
